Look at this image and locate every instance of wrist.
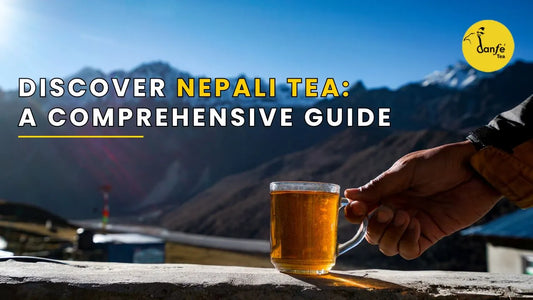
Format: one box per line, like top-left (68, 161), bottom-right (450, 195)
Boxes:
top-left (457, 140), bottom-right (478, 161)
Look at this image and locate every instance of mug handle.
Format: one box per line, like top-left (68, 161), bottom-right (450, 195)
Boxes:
top-left (338, 197), bottom-right (368, 256)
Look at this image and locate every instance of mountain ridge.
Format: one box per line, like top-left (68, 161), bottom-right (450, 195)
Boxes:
top-left (0, 61), bottom-right (531, 221)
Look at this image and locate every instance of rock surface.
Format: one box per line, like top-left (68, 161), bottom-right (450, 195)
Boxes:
top-left (0, 260), bottom-right (532, 299)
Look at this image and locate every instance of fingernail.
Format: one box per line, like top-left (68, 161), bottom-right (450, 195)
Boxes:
top-left (348, 202), bottom-right (364, 216)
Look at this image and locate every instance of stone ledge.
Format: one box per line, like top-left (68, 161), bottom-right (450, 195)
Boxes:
top-left (1, 260), bottom-right (532, 299)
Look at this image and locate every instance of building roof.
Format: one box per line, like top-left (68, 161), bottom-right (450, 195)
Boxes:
top-left (93, 233), bottom-right (163, 244)
top-left (0, 201), bottom-right (73, 228)
top-left (462, 209), bottom-right (533, 239)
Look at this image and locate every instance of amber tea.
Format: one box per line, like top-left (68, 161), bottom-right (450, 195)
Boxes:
top-left (270, 190), bottom-right (339, 273)
top-left (270, 182), bottom-right (367, 275)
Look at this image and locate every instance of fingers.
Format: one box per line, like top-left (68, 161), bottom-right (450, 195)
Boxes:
top-left (365, 206), bottom-right (395, 245)
top-left (344, 161), bottom-right (413, 223)
top-left (343, 153), bottom-right (420, 258)
top-left (398, 219), bottom-right (421, 260)
top-left (362, 207), bottom-right (424, 260)
top-left (344, 200), bottom-right (368, 224)
top-left (343, 188), bottom-right (380, 224)
top-left (379, 210), bottom-right (410, 256)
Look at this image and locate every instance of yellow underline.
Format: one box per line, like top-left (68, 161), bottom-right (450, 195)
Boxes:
top-left (18, 135), bottom-right (144, 139)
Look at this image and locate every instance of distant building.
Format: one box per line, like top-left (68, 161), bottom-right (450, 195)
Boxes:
top-left (0, 201), bottom-right (77, 258)
top-left (0, 236), bottom-right (14, 257)
top-left (462, 209), bottom-right (533, 274)
top-left (93, 233), bottom-right (165, 263)
top-left (0, 250), bottom-right (14, 257)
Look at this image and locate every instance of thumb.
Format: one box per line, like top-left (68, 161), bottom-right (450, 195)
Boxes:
top-left (345, 160), bottom-right (414, 207)
top-left (343, 165), bottom-right (411, 224)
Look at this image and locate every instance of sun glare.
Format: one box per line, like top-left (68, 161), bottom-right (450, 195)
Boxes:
top-left (0, 0), bottom-right (18, 48)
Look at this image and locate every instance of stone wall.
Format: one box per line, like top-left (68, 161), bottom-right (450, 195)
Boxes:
top-left (1, 260), bottom-right (532, 299)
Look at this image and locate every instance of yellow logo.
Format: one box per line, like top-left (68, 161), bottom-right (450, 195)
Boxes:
top-left (462, 20), bottom-right (514, 72)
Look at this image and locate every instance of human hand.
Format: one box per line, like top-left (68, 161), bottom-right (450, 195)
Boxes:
top-left (344, 141), bottom-right (502, 259)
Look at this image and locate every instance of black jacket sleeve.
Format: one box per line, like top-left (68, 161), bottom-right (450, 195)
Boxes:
top-left (467, 94), bottom-right (533, 152)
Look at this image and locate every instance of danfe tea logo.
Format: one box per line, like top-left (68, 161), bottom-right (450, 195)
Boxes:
top-left (462, 20), bottom-right (514, 72)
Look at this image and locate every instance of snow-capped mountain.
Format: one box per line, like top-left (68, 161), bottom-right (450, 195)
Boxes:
top-left (14, 60), bottom-right (513, 109)
top-left (421, 62), bottom-right (492, 89)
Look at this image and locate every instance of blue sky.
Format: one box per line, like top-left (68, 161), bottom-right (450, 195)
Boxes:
top-left (0, 0), bottom-right (531, 91)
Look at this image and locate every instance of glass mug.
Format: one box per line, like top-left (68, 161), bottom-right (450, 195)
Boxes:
top-left (270, 181), bottom-right (368, 275)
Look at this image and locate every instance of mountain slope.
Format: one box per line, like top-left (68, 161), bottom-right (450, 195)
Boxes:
top-left (160, 128), bottom-right (460, 238)
top-left (160, 128), bottom-right (520, 271)
top-left (1, 61), bottom-right (531, 221)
